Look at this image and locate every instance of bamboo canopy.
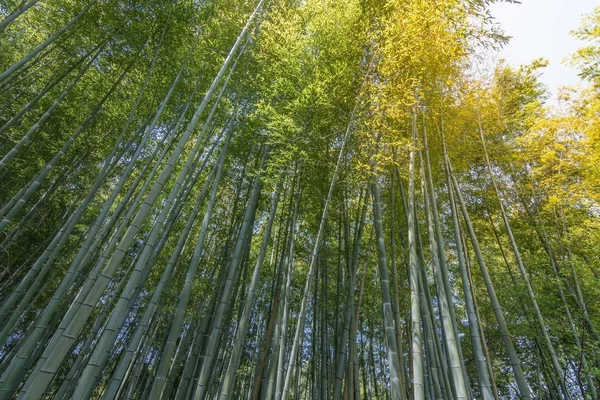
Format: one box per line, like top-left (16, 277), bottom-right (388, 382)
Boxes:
top-left (0, 0), bottom-right (599, 399)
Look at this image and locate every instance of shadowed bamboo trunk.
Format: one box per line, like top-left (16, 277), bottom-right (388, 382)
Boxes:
top-left (219, 178), bottom-right (281, 399)
top-left (0, 42), bottom-right (104, 149)
top-left (371, 178), bottom-right (402, 400)
top-left (418, 133), bottom-right (467, 400)
top-left (407, 112), bottom-right (424, 400)
top-left (449, 163), bottom-right (531, 399)
top-left (14, 4), bottom-right (257, 394)
top-left (0, 0), bottom-right (40, 32)
top-left (0, 61), bottom-right (133, 234)
top-left (440, 125), bottom-right (493, 400)
top-left (476, 114), bottom-right (570, 399)
top-left (0, 0), bottom-right (96, 83)
top-left (281, 65), bottom-right (369, 400)
top-left (333, 188), bottom-right (367, 400)
top-left (193, 147), bottom-right (268, 400)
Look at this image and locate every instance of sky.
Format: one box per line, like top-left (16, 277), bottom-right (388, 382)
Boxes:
top-left (488, 0), bottom-right (597, 103)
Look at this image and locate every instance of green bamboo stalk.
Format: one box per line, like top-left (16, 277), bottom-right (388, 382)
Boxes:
top-left (0, 61), bottom-right (132, 233)
top-left (220, 179), bottom-right (281, 399)
top-left (280, 63), bottom-right (369, 400)
top-left (440, 133), bottom-right (493, 399)
top-left (193, 147), bottom-right (267, 400)
top-left (476, 115), bottom-right (570, 398)
top-left (418, 142), bottom-right (467, 399)
top-left (332, 188), bottom-right (368, 400)
top-left (449, 164), bottom-right (531, 399)
top-left (0, 0), bottom-right (39, 32)
top-left (0, 0), bottom-right (96, 83)
top-left (371, 179), bottom-right (402, 400)
top-left (17, 12), bottom-right (250, 395)
top-left (408, 113), bottom-right (424, 400)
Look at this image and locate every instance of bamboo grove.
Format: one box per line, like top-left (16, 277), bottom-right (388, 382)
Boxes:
top-left (1, 0), bottom-right (599, 398)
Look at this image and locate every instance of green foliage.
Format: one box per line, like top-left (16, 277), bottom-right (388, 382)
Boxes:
top-left (1, 1), bottom-right (599, 399)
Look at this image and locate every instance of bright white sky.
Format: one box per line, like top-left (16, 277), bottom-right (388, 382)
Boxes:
top-left (488, 0), bottom-right (597, 102)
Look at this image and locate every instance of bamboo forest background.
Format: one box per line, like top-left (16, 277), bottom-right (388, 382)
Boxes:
top-left (1, 0), bottom-right (599, 398)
